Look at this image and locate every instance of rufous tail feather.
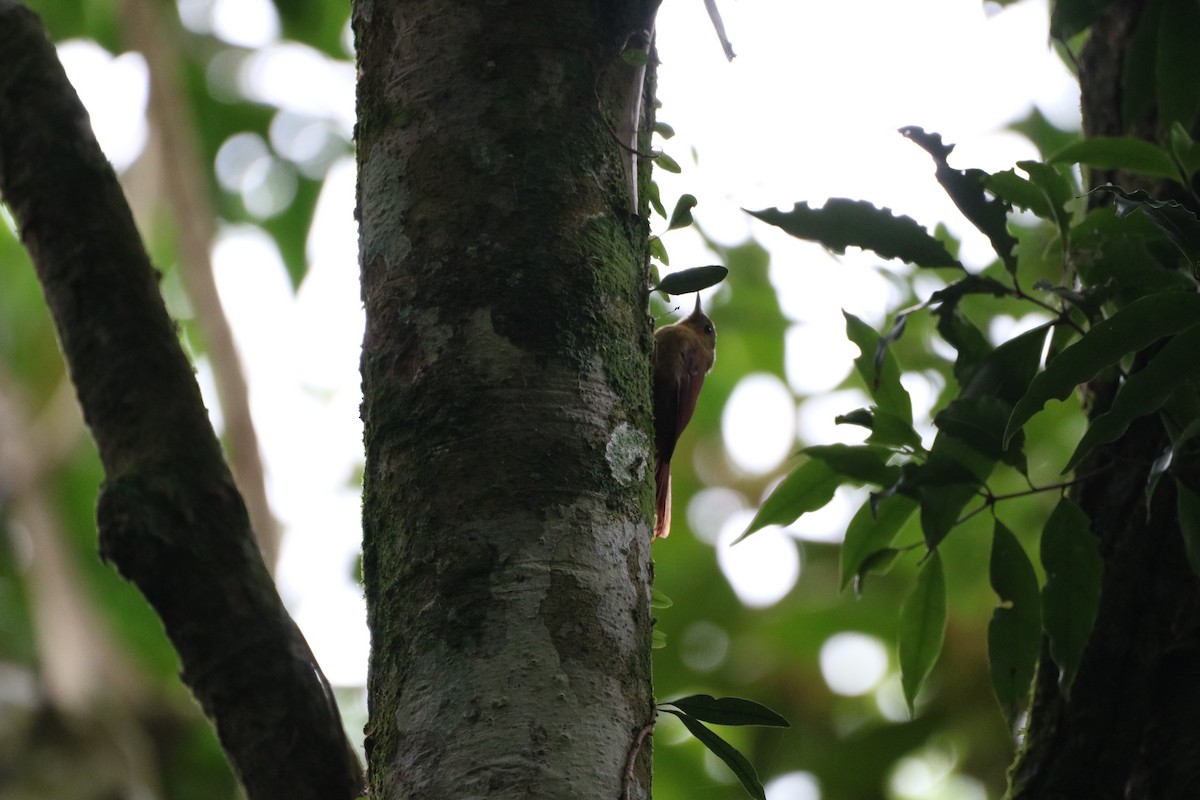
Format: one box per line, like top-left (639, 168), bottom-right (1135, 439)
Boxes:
top-left (654, 459), bottom-right (672, 539)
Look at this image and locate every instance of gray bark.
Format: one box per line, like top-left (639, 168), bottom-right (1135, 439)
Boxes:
top-left (354, 1), bottom-right (662, 797)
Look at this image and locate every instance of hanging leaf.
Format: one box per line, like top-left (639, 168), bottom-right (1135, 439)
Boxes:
top-left (738, 459), bottom-right (841, 542)
top-left (900, 126), bottom-right (1018, 273)
top-left (844, 312), bottom-right (914, 425)
top-left (1064, 323), bottom-right (1200, 471)
top-left (650, 588), bottom-right (673, 609)
top-left (987, 522), bottom-right (1041, 728)
top-left (840, 494), bottom-right (918, 590)
top-left (746, 199), bottom-right (962, 269)
top-left (666, 193), bottom-right (698, 231)
top-left (898, 550), bottom-right (947, 715)
top-left (1041, 499), bottom-right (1102, 696)
top-left (653, 264), bottom-right (727, 295)
top-left (1005, 292), bottom-right (1200, 446)
top-left (661, 695), bottom-right (790, 727)
top-left (660, 708), bottom-right (765, 800)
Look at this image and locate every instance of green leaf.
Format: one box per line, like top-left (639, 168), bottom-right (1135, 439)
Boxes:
top-left (738, 459), bottom-right (842, 542)
top-left (1168, 122), bottom-right (1200, 180)
top-left (1017, 160), bottom-right (1075, 236)
top-left (854, 548), bottom-right (903, 593)
top-left (840, 494), bottom-right (918, 590)
top-left (1064, 323), bottom-right (1200, 471)
top-left (647, 180), bottom-right (666, 218)
top-left (898, 550), bottom-right (947, 715)
top-left (649, 236), bottom-right (669, 265)
top-left (1041, 499), bottom-right (1102, 696)
top-left (987, 521), bottom-right (1041, 728)
top-left (900, 127), bottom-right (1017, 273)
top-left (655, 151), bottom-right (682, 174)
top-left (844, 312), bottom-right (913, 425)
top-left (620, 47), bottom-right (649, 66)
top-left (746, 200), bottom-right (962, 268)
top-left (1006, 292), bottom-right (1200, 445)
top-left (802, 444), bottom-right (901, 486)
top-left (986, 169), bottom-right (1053, 221)
top-left (834, 408), bottom-right (925, 451)
top-left (910, 443), bottom-right (990, 550)
top-left (654, 265), bottom-right (727, 295)
top-left (1049, 138), bottom-right (1178, 180)
top-left (667, 193), bottom-right (698, 230)
top-left (660, 709), bottom-right (766, 800)
top-left (652, 629), bottom-right (667, 649)
top-left (1176, 479), bottom-right (1200, 577)
top-left (654, 121), bottom-right (676, 139)
top-left (651, 588), bottom-right (673, 609)
top-left (662, 695), bottom-right (790, 728)
top-left (934, 395), bottom-right (1027, 474)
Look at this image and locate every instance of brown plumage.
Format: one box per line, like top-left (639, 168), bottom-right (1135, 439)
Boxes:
top-left (652, 295), bottom-right (716, 539)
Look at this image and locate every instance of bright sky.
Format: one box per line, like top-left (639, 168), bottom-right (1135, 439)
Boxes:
top-left (56, 0), bottom-right (1078, 734)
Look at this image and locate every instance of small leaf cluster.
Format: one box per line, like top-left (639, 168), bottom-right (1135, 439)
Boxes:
top-left (742, 125), bottom-right (1200, 724)
top-left (658, 695), bottom-right (789, 800)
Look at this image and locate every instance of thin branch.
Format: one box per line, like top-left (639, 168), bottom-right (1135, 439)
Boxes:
top-left (0, 6), bottom-right (362, 798)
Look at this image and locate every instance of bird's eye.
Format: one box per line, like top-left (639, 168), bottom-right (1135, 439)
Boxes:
top-left (704, 324), bottom-right (714, 335)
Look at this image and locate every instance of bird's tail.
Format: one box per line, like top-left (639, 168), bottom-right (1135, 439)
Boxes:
top-left (654, 458), bottom-right (672, 539)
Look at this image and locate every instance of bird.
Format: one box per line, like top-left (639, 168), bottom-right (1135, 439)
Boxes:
top-left (652, 295), bottom-right (716, 539)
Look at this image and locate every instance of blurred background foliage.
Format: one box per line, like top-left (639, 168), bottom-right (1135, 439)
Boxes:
top-left (0, 1), bottom-right (1086, 798)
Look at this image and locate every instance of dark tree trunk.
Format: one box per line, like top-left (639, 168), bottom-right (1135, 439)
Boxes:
top-left (1009, 3), bottom-right (1200, 797)
top-left (353, 1), bottom-right (661, 797)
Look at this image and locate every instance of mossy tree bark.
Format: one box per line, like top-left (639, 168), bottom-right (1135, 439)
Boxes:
top-left (1009, 3), bottom-right (1200, 797)
top-left (353, 1), bottom-right (662, 797)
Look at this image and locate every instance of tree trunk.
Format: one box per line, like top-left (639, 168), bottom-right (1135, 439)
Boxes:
top-left (353, 2), bottom-right (661, 797)
top-left (1009, 3), bottom-right (1200, 797)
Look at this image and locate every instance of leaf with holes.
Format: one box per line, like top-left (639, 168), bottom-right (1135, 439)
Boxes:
top-left (747, 200), bottom-right (962, 268)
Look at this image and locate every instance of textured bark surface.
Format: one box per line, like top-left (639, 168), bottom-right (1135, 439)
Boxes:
top-left (0, 6), bottom-right (363, 798)
top-left (1009, 3), bottom-right (1200, 797)
top-left (354, 1), bottom-right (661, 797)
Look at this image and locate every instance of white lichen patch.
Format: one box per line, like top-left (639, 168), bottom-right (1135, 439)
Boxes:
top-left (606, 423), bottom-right (649, 485)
